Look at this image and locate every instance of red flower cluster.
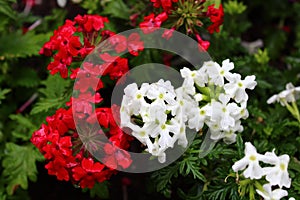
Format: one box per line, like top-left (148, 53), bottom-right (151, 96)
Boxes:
top-left (142, 0), bottom-right (225, 51)
top-left (31, 106), bottom-right (133, 189)
top-left (206, 4), bottom-right (224, 34)
top-left (40, 14), bottom-right (144, 79)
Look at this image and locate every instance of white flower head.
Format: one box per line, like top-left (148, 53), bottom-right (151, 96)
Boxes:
top-left (224, 74), bottom-right (257, 103)
top-left (256, 183), bottom-right (288, 200)
top-left (232, 142), bottom-right (264, 179)
top-left (267, 82), bottom-right (300, 106)
top-left (262, 150), bottom-right (291, 188)
top-left (120, 79), bottom-right (187, 163)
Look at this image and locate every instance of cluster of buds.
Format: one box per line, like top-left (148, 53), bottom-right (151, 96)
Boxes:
top-left (139, 0), bottom-right (224, 50)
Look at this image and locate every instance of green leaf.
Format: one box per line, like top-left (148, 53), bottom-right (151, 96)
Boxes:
top-left (39, 74), bottom-right (71, 99)
top-left (88, 181), bottom-right (109, 199)
top-left (0, 88), bottom-right (10, 104)
top-left (30, 97), bottom-right (66, 115)
top-left (2, 143), bottom-right (44, 195)
top-left (236, 134), bottom-right (244, 158)
top-left (31, 74), bottom-right (71, 115)
top-left (0, 31), bottom-right (49, 60)
top-left (0, 0), bottom-right (16, 19)
top-left (9, 114), bottom-right (37, 141)
top-left (101, 0), bottom-right (130, 20)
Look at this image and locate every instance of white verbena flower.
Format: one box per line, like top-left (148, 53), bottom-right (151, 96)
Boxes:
top-left (120, 80), bottom-right (186, 163)
top-left (256, 183), bottom-right (288, 200)
top-left (232, 142), bottom-right (264, 179)
top-left (224, 73), bottom-right (257, 103)
top-left (267, 82), bottom-right (300, 106)
top-left (262, 150), bottom-right (291, 188)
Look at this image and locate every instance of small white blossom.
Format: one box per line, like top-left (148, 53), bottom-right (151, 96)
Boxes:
top-left (267, 82), bottom-right (300, 106)
top-left (232, 142), bottom-right (264, 179)
top-left (256, 184), bottom-right (288, 200)
top-left (224, 74), bottom-right (257, 103)
top-left (262, 150), bottom-right (291, 188)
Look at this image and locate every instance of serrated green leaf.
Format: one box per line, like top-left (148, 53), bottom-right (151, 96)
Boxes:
top-left (31, 74), bottom-right (71, 115)
top-left (2, 143), bottom-right (44, 195)
top-left (39, 74), bottom-right (71, 99)
top-left (30, 97), bottom-right (65, 115)
top-left (0, 31), bottom-right (49, 60)
top-left (101, 0), bottom-right (130, 20)
top-left (9, 114), bottom-right (37, 141)
top-left (88, 181), bottom-right (109, 199)
top-left (0, 88), bottom-right (10, 104)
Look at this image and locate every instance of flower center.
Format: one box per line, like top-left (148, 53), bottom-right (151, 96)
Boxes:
top-left (136, 93), bottom-right (142, 99)
top-left (280, 163), bottom-right (286, 171)
top-left (249, 155), bottom-right (256, 161)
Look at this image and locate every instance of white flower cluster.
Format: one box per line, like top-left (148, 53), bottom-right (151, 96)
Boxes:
top-left (267, 82), bottom-right (300, 106)
top-left (181, 59), bottom-right (256, 144)
top-left (120, 80), bottom-right (188, 163)
top-left (232, 142), bottom-right (292, 200)
top-left (120, 59), bottom-right (257, 163)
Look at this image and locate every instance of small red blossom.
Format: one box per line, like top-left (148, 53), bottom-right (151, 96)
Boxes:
top-left (74, 62), bottom-right (104, 92)
top-left (46, 108), bottom-right (75, 134)
top-left (99, 53), bottom-right (129, 80)
top-left (75, 15), bottom-right (109, 33)
top-left (108, 33), bottom-right (144, 56)
top-left (139, 12), bottom-right (168, 34)
top-left (103, 143), bottom-right (132, 169)
top-left (162, 28), bottom-right (175, 40)
top-left (45, 156), bottom-right (70, 181)
top-left (151, 0), bottom-right (178, 12)
top-left (127, 33), bottom-right (144, 56)
top-left (195, 34), bottom-right (210, 51)
top-left (207, 4), bottom-right (224, 34)
top-left (72, 91), bottom-right (103, 118)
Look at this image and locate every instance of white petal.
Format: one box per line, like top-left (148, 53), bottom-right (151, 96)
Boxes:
top-left (57, 0), bottom-right (67, 7)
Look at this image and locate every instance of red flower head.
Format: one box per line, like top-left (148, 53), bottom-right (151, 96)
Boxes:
top-left (99, 53), bottom-right (129, 81)
top-left (75, 15), bottom-right (109, 33)
top-left (151, 0), bottom-right (178, 12)
top-left (140, 12), bottom-right (168, 34)
top-left (207, 4), bottom-right (224, 34)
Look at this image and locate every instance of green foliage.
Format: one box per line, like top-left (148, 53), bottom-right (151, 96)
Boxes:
top-left (2, 143), bottom-right (44, 195)
top-left (6, 67), bottom-right (40, 88)
top-left (87, 182), bottom-right (110, 199)
top-left (101, 0), bottom-right (130, 20)
top-left (0, 88), bottom-right (10, 104)
top-left (0, 31), bottom-right (49, 60)
top-left (254, 48), bottom-right (270, 66)
top-left (224, 0), bottom-right (247, 15)
top-left (31, 74), bottom-right (71, 115)
top-left (9, 114), bottom-right (37, 141)
top-left (0, 0), bottom-right (16, 20)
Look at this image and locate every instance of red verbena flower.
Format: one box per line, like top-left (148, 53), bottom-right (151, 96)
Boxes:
top-left (151, 0), bottom-right (178, 12)
top-left (31, 105), bottom-right (133, 189)
top-left (74, 62), bottom-right (104, 93)
top-left (139, 12), bottom-right (168, 34)
top-left (207, 4), bottom-right (224, 34)
top-left (75, 15), bottom-right (109, 33)
top-left (99, 53), bottom-right (129, 81)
